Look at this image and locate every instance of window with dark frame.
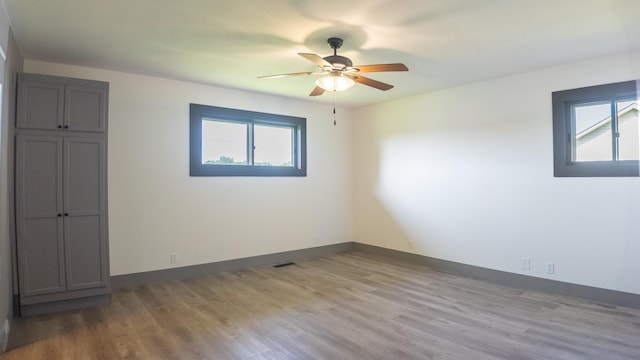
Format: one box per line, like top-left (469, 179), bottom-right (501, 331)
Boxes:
top-left (190, 103), bottom-right (306, 176)
top-left (552, 80), bottom-right (639, 177)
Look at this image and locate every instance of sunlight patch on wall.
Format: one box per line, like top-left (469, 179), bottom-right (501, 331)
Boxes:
top-left (374, 134), bottom-right (458, 254)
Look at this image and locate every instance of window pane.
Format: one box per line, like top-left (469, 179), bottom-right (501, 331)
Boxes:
top-left (617, 99), bottom-right (639, 161)
top-left (201, 119), bottom-right (247, 165)
top-left (573, 102), bottom-right (613, 161)
top-left (254, 124), bottom-right (293, 167)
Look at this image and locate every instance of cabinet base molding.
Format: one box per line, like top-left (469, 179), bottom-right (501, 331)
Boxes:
top-left (0, 319), bottom-right (9, 353)
top-left (20, 294), bottom-right (111, 317)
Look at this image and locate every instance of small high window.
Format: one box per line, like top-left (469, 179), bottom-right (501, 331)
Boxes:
top-left (190, 104), bottom-right (306, 176)
top-left (552, 80), bottom-right (639, 177)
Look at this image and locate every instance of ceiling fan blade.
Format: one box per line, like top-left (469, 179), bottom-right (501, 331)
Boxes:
top-left (309, 86), bottom-right (325, 96)
top-left (351, 75), bottom-right (394, 91)
top-left (299, 53), bottom-right (333, 68)
top-left (258, 71), bottom-right (315, 79)
top-left (353, 63), bottom-right (408, 73)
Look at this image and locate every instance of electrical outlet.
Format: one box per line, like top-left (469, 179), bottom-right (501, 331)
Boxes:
top-left (547, 262), bottom-right (555, 274)
top-left (171, 252), bottom-right (179, 264)
top-left (522, 258), bottom-right (531, 271)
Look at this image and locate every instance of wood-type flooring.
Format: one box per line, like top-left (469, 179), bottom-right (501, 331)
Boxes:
top-left (4, 251), bottom-right (640, 359)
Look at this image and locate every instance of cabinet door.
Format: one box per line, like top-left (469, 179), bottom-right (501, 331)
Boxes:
top-left (16, 79), bottom-right (65, 130)
top-left (15, 136), bottom-right (66, 296)
top-left (64, 137), bottom-right (109, 290)
top-left (64, 85), bottom-right (108, 132)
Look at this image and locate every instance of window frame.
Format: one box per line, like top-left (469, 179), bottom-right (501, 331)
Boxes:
top-left (552, 80), bottom-right (639, 177)
top-left (190, 103), bottom-right (306, 177)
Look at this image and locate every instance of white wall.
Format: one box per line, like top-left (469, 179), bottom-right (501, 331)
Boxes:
top-left (353, 51), bottom-right (640, 295)
top-left (24, 60), bottom-right (353, 276)
top-left (21, 51), bottom-right (640, 295)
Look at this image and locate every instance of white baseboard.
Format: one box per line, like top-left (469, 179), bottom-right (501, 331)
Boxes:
top-left (0, 319), bottom-right (9, 352)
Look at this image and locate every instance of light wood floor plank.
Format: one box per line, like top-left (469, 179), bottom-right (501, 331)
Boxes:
top-left (4, 251), bottom-right (640, 359)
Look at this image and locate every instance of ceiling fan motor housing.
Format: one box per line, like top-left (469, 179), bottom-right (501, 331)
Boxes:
top-left (323, 55), bottom-right (352, 68)
top-left (324, 37), bottom-right (353, 68)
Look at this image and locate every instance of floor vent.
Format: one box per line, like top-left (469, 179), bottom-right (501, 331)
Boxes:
top-left (272, 262), bottom-right (295, 268)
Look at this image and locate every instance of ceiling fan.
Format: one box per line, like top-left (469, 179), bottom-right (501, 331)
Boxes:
top-left (258, 37), bottom-right (409, 96)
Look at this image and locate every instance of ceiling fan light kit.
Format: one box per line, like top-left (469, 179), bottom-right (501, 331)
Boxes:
top-left (315, 74), bottom-right (355, 92)
top-left (259, 37), bottom-right (408, 96)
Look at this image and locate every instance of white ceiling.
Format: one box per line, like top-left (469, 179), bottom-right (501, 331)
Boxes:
top-left (3, 0), bottom-right (640, 107)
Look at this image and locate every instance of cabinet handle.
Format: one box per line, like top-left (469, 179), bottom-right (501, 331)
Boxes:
top-left (57, 125), bottom-right (62, 129)
top-left (57, 213), bottom-right (62, 217)
top-left (64, 125), bottom-right (69, 129)
top-left (64, 213), bottom-right (69, 217)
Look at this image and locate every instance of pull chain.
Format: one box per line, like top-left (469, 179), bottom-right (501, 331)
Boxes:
top-left (333, 90), bottom-right (337, 126)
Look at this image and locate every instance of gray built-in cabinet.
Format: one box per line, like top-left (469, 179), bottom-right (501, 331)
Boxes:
top-left (15, 73), bottom-right (110, 316)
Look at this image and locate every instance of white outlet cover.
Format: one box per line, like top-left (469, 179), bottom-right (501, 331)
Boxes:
top-left (547, 263), bottom-right (555, 274)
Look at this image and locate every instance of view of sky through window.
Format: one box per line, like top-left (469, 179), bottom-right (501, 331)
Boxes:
top-left (573, 101), bottom-right (611, 134)
top-left (254, 125), bottom-right (293, 166)
top-left (201, 118), bottom-right (294, 166)
top-left (201, 119), bottom-right (248, 165)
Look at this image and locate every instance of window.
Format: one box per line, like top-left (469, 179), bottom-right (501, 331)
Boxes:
top-left (552, 80), bottom-right (639, 177)
top-left (190, 103), bottom-right (306, 176)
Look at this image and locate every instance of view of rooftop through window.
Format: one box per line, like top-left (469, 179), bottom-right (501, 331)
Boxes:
top-left (573, 99), bottom-right (639, 162)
